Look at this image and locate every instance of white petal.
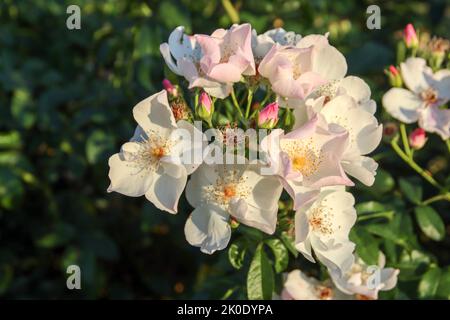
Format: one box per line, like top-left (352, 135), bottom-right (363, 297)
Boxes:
top-left (432, 69), bottom-right (450, 100)
top-left (342, 155), bottom-right (378, 186)
top-left (313, 45), bottom-right (347, 80)
top-left (132, 90), bottom-right (177, 135)
top-left (185, 163), bottom-right (217, 208)
top-left (418, 105), bottom-right (450, 140)
top-left (159, 43), bottom-right (181, 75)
top-left (107, 152), bottom-right (153, 197)
top-left (145, 169), bottom-right (187, 214)
top-left (382, 88), bottom-right (422, 123)
top-left (313, 238), bottom-right (355, 276)
top-left (294, 210), bottom-right (310, 244)
top-left (339, 76), bottom-right (372, 109)
top-left (184, 205), bottom-right (231, 254)
top-left (380, 268), bottom-right (400, 291)
top-left (204, 84), bottom-right (232, 99)
top-left (400, 57), bottom-right (431, 93)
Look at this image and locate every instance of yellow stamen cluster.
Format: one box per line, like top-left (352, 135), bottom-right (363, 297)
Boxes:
top-left (127, 130), bottom-right (172, 175)
top-left (203, 168), bottom-right (251, 207)
top-left (420, 88), bottom-right (438, 105)
top-left (307, 198), bottom-right (341, 236)
top-left (281, 138), bottom-right (322, 177)
top-left (315, 285), bottom-right (334, 300)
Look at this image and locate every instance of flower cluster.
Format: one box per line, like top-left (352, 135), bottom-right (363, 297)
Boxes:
top-left (108, 23), bottom-right (397, 299)
top-left (383, 24), bottom-right (450, 141)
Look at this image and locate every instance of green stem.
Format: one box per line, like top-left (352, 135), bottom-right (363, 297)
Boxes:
top-left (422, 193), bottom-right (450, 205)
top-left (391, 136), bottom-right (444, 191)
top-left (399, 123), bottom-right (412, 157)
top-left (231, 88), bottom-right (244, 118)
top-left (446, 140), bottom-right (450, 153)
top-left (245, 89), bottom-right (253, 119)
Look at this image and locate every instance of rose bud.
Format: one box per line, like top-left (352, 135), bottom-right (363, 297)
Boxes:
top-left (196, 91), bottom-right (214, 123)
top-left (403, 23), bottom-right (418, 49)
top-left (258, 102), bottom-right (279, 129)
top-left (385, 65), bottom-right (403, 88)
top-left (162, 79), bottom-right (178, 97)
top-left (409, 128), bottom-right (427, 150)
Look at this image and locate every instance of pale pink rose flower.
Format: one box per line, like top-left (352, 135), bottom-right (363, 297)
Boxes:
top-left (258, 44), bottom-right (325, 100)
top-left (382, 57), bottom-right (450, 140)
top-left (195, 23), bottom-right (256, 83)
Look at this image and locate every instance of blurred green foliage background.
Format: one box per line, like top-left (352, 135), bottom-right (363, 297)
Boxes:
top-left (0, 0), bottom-right (449, 299)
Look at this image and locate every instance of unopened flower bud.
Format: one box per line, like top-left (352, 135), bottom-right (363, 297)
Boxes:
top-left (403, 24), bottom-right (418, 49)
top-left (196, 92), bottom-right (214, 122)
top-left (258, 102), bottom-right (279, 129)
top-left (162, 79), bottom-right (178, 97)
top-left (409, 128), bottom-right (427, 150)
top-left (385, 65), bottom-right (403, 87)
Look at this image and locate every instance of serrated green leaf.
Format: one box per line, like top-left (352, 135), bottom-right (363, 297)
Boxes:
top-left (228, 240), bottom-right (247, 270)
top-left (265, 239), bottom-right (289, 273)
top-left (415, 206), bottom-right (445, 241)
top-left (247, 244), bottom-right (274, 300)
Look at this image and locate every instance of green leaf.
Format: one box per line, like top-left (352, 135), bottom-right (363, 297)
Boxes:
top-left (399, 177), bottom-right (422, 204)
top-left (436, 267), bottom-right (450, 299)
top-left (11, 88), bottom-right (36, 129)
top-left (0, 131), bottom-right (21, 149)
top-left (247, 244), bottom-right (274, 300)
top-left (228, 240), bottom-right (247, 270)
top-left (418, 267), bottom-right (441, 299)
top-left (280, 232), bottom-right (298, 257)
top-left (415, 206), bottom-right (445, 241)
top-left (356, 201), bottom-right (387, 214)
top-left (371, 169), bottom-right (395, 194)
top-left (350, 228), bottom-right (379, 265)
top-left (265, 239), bottom-right (289, 273)
top-left (85, 130), bottom-right (115, 164)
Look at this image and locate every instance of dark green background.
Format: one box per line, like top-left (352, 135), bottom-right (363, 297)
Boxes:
top-left (0, 0), bottom-right (449, 299)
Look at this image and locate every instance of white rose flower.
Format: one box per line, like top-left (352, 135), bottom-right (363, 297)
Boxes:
top-left (107, 90), bottom-right (203, 214)
top-left (184, 162), bottom-right (283, 254)
top-left (294, 187), bottom-right (356, 274)
top-left (329, 253), bottom-right (400, 300)
top-left (382, 57), bottom-right (450, 140)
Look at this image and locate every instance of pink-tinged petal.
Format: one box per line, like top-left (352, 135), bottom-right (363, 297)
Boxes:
top-left (284, 115), bottom-right (319, 139)
top-left (418, 105), bottom-right (450, 140)
top-left (382, 88), bottom-right (422, 123)
top-left (431, 69), bottom-right (450, 101)
top-left (400, 58), bottom-right (431, 93)
top-left (280, 152), bottom-right (302, 180)
top-left (196, 35), bottom-right (221, 66)
top-left (208, 60), bottom-right (246, 83)
top-left (296, 71), bottom-right (327, 98)
top-left (258, 44), bottom-right (279, 76)
top-left (168, 26), bottom-right (197, 60)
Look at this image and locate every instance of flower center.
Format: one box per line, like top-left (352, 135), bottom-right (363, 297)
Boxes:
top-left (129, 131), bottom-right (171, 173)
top-left (420, 88), bottom-right (438, 105)
top-left (315, 286), bottom-right (334, 300)
top-left (308, 205), bottom-right (336, 235)
top-left (281, 139), bottom-right (322, 177)
top-left (204, 169), bottom-right (251, 207)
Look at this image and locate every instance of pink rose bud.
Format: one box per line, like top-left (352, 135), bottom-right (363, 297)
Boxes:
top-left (258, 102), bottom-right (279, 129)
top-left (409, 128), bottom-right (427, 150)
top-left (199, 92), bottom-right (212, 114)
top-left (389, 65), bottom-right (399, 76)
top-left (162, 79), bottom-right (177, 97)
top-left (196, 92), bottom-right (214, 122)
top-left (403, 24), bottom-right (418, 48)
top-left (385, 65), bottom-right (402, 87)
